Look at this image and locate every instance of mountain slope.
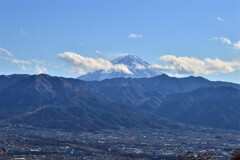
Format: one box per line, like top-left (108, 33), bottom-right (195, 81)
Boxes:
top-left (89, 74), bottom-right (240, 94)
top-left (1, 74), bottom-right (240, 130)
top-left (0, 74), bottom-right (175, 131)
top-left (0, 74), bottom-right (30, 91)
top-left (88, 75), bottom-right (240, 125)
top-left (157, 86), bottom-right (240, 130)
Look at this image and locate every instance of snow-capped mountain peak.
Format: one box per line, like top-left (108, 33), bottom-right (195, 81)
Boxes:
top-left (78, 54), bottom-right (161, 81)
top-left (111, 54), bottom-right (149, 67)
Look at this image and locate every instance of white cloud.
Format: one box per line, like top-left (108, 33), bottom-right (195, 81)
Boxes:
top-left (95, 50), bottom-right (102, 54)
top-left (58, 52), bottom-right (240, 76)
top-left (211, 36), bottom-right (232, 45)
top-left (35, 65), bottom-right (47, 74)
top-left (135, 63), bottom-right (146, 70)
top-left (1, 48), bottom-right (48, 72)
top-left (6, 57), bottom-right (31, 65)
top-left (19, 28), bottom-right (26, 36)
top-left (5, 57), bottom-right (31, 71)
top-left (150, 55), bottom-right (240, 75)
top-left (31, 59), bottom-right (45, 64)
top-left (216, 17), bottom-right (225, 22)
top-left (6, 57), bottom-right (48, 72)
top-left (128, 33), bottom-right (143, 39)
top-left (210, 36), bottom-right (240, 51)
top-left (149, 64), bottom-right (176, 71)
top-left (234, 41), bottom-right (240, 50)
top-left (1, 48), bottom-right (31, 66)
top-left (219, 37), bottom-right (232, 45)
top-left (21, 65), bottom-right (27, 71)
top-left (0, 48), bottom-right (13, 57)
top-left (58, 52), bottom-right (133, 75)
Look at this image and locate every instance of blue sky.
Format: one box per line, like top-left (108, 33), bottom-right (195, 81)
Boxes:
top-left (0, 0), bottom-right (239, 83)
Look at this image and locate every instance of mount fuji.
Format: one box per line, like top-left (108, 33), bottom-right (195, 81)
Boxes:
top-left (78, 54), bottom-right (161, 81)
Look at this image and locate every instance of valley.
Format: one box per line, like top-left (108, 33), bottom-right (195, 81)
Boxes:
top-left (1, 125), bottom-right (239, 159)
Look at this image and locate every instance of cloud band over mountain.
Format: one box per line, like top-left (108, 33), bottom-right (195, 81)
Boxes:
top-left (58, 52), bottom-right (240, 76)
top-left (2, 48), bottom-right (240, 78)
top-left (151, 55), bottom-right (240, 75)
top-left (57, 52), bottom-right (133, 75)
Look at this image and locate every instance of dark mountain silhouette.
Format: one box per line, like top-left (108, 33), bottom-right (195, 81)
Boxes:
top-left (89, 74), bottom-right (240, 94)
top-left (157, 86), bottom-right (240, 130)
top-left (0, 74), bottom-right (239, 130)
top-left (0, 74), bottom-right (174, 131)
top-left (88, 74), bottom-right (240, 113)
top-left (0, 74), bottom-right (30, 91)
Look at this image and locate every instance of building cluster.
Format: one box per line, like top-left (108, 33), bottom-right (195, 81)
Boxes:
top-left (0, 126), bottom-right (239, 159)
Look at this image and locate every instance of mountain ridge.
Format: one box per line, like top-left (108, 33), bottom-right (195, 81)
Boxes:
top-left (0, 74), bottom-right (175, 131)
top-left (157, 86), bottom-right (240, 130)
top-left (0, 73), bottom-right (239, 131)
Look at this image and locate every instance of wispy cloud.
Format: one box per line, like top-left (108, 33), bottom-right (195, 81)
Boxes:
top-left (0, 48), bottom-right (13, 57)
top-left (35, 65), bottom-right (47, 74)
top-left (216, 16), bottom-right (225, 22)
top-left (150, 55), bottom-right (240, 75)
top-left (57, 52), bottom-right (133, 75)
top-left (21, 65), bottom-right (28, 71)
top-left (210, 36), bottom-right (232, 45)
top-left (128, 33), bottom-right (143, 39)
top-left (210, 36), bottom-right (240, 50)
top-left (95, 50), bottom-right (102, 54)
top-left (6, 57), bottom-right (31, 65)
top-left (1, 48), bottom-right (48, 73)
top-left (1, 48), bottom-right (31, 71)
top-left (5, 57), bottom-right (31, 71)
top-left (31, 59), bottom-right (45, 64)
top-left (19, 28), bottom-right (26, 36)
top-left (234, 41), bottom-right (240, 50)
